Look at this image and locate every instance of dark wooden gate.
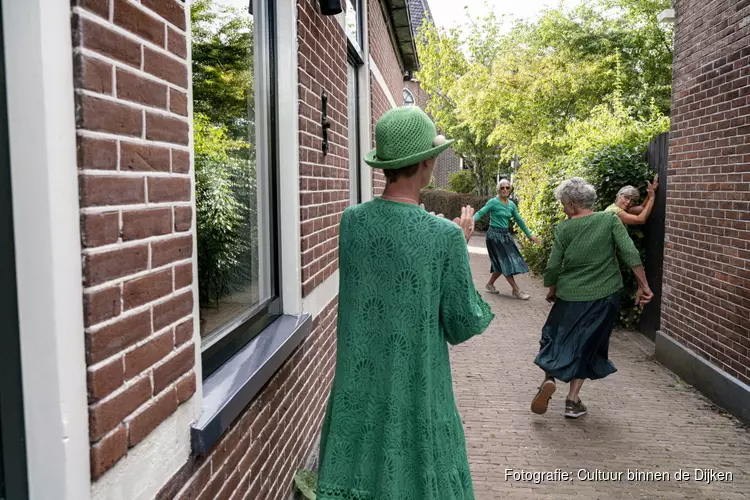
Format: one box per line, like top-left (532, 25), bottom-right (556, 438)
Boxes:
top-left (638, 132), bottom-right (669, 340)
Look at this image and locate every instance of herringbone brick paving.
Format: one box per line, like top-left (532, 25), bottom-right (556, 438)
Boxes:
top-left (453, 237), bottom-right (750, 499)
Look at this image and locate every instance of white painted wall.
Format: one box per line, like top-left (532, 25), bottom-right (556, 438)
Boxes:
top-left (369, 56), bottom-right (399, 109)
top-left (278, 0), bottom-right (303, 316)
top-left (3, 0), bottom-right (91, 498)
top-left (358, 0), bottom-right (374, 202)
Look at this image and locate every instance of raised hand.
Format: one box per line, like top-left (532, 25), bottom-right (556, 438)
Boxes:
top-left (453, 205), bottom-right (475, 243)
top-left (530, 236), bottom-right (541, 245)
top-left (647, 174), bottom-right (659, 197)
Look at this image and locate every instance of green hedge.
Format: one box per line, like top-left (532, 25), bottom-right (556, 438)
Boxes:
top-left (419, 189), bottom-right (493, 232)
top-left (516, 142), bottom-right (654, 328)
top-left (448, 170), bottom-right (475, 194)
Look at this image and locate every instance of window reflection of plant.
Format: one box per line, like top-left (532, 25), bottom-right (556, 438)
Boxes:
top-left (192, 0), bottom-right (259, 315)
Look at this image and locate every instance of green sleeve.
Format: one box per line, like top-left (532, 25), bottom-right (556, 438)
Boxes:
top-left (543, 225), bottom-right (567, 287)
top-left (510, 202), bottom-right (533, 238)
top-left (611, 214), bottom-right (642, 267)
top-left (473, 197), bottom-right (495, 222)
top-left (440, 227), bottom-right (495, 345)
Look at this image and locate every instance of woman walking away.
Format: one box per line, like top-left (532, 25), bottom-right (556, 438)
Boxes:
top-left (316, 106), bottom-right (495, 500)
top-left (474, 179), bottom-right (540, 300)
top-left (605, 174), bottom-right (659, 226)
top-left (531, 177), bottom-right (653, 418)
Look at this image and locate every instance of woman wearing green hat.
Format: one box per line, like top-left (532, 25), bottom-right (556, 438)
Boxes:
top-left (316, 106), bottom-right (495, 500)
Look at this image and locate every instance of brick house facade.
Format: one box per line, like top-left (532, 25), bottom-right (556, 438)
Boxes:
top-left (1, 0), bottom-right (413, 498)
top-left (657, 0), bottom-right (750, 423)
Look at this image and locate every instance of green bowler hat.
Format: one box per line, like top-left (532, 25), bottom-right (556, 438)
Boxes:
top-left (364, 106), bottom-right (455, 170)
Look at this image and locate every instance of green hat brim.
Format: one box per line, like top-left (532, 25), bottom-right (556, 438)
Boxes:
top-left (363, 139), bottom-right (455, 170)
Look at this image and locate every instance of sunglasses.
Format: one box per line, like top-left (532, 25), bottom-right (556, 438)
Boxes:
top-left (499, 186), bottom-right (511, 191)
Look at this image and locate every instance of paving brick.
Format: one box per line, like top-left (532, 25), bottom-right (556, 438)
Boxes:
top-left (452, 238), bottom-right (750, 499)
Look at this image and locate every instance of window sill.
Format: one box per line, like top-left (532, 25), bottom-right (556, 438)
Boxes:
top-left (190, 313), bottom-right (313, 455)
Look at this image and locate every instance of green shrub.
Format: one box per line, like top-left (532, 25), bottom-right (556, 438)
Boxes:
top-left (448, 170), bottom-right (476, 194)
top-left (419, 189), bottom-right (493, 232)
top-left (516, 142), bottom-right (654, 329)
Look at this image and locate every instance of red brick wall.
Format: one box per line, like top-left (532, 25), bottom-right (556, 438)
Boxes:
top-left (298, 0), bottom-right (348, 298)
top-left (663, 0), bottom-right (750, 384)
top-left (155, 1), bottom-right (356, 498)
top-left (71, 0), bottom-right (195, 479)
top-left (367, 0), bottom-right (403, 102)
top-left (156, 298), bottom-right (338, 500)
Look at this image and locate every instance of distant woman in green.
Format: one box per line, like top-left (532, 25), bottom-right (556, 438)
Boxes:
top-left (316, 107), bottom-right (494, 500)
top-left (473, 179), bottom-right (540, 300)
top-left (531, 178), bottom-right (653, 419)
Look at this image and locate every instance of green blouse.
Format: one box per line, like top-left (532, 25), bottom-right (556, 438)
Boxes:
top-left (317, 198), bottom-right (495, 500)
top-left (544, 211), bottom-right (642, 302)
top-left (604, 203), bottom-right (624, 214)
top-left (473, 197), bottom-right (533, 238)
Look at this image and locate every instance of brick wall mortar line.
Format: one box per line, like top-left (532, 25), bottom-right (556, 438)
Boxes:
top-left (73, 7), bottom-right (186, 60)
top-left (81, 201), bottom-right (192, 215)
top-left (83, 263), bottom-right (192, 298)
top-left (88, 372), bottom-right (153, 422)
top-left (80, 169), bottom-right (191, 179)
top-left (87, 321), bottom-right (177, 371)
top-left (77, 89), bottom-right (190, 120)
top-left (81, 233), bottom-right (193, 256)
top-left (78, 129), bottom-right (191, 152)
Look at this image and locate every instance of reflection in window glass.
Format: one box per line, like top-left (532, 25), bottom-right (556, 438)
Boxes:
top-left (191, 0), bottom-right (270, 344)
top-left (345, 0), bottom-right (360, 50)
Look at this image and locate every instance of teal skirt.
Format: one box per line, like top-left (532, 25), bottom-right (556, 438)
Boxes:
top-left (485, 227), bottom-right (529, 276)
top-left (534, 292), bottom-right (620, 382)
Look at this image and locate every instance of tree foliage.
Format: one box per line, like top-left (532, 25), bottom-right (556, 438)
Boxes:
top-left (192, 0), bottom-right (258, 309)
top-left (416, 0), bottom-right (672, 327)
top-left (192, 0), bottom-right (254, 139)
top-left (415, 0), bottom-right (673, 166)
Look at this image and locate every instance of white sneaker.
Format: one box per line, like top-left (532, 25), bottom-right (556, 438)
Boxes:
top-left (513, 290), bottom-right (531, 300)
top-left (485, 284), bottom-right (500, 294)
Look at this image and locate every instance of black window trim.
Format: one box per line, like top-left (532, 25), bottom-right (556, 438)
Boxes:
top-left (0, 2), bottom-right (29, 496)
top-left (200, 0), bottom-right (281, 380)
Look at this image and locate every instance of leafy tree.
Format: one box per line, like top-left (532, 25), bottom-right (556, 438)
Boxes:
top-left (416, 19), bottom-right (504, 195)
top-left (192, 0), bottom-right (254, 140)
top-left (448, 170), bottom-right (476, 194)
top-left (192, 0), bottom-right (258, 309)
top-left (417, 0), bottom-right (673, 327)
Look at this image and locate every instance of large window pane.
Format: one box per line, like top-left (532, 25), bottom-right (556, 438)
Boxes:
top-left (192, 0), bottom-right (276, 357)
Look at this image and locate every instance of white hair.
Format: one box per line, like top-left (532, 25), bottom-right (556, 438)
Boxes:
top-left (617, 185), bottom-right (640, 201)
top-left (554, 177), bottom-right (597, 209)
top-left (497, 178), bottom-right (511, 192)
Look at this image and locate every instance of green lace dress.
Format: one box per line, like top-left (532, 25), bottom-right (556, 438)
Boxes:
top-left (316, 198), bottom-right (495, 500)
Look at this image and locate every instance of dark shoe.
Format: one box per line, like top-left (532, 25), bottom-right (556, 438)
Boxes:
top-left (531, 378), bottom-right (556, 414)
top-left (564, 398), bottom-right (587, 418)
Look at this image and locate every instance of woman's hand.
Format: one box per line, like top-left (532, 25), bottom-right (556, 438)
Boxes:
top-left (636, 286), bottom-right (654, 309)
top-left (546, 286), bottom-right (557, 304)
top-left (647, 174), bottom-right (659, 197)
top-left (453, 205), bottom-right (475, 243)
top-left (530, 236), bottom-right (541, 245)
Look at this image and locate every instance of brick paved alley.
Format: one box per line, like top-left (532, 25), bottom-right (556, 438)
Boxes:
top-left (453, 236), bottom-right (750, 500)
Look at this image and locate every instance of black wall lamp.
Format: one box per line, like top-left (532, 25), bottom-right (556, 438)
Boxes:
top-left (321, 90), bottom-right (331, 155)
top-left (319, 0), bottom-right (342, 15)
